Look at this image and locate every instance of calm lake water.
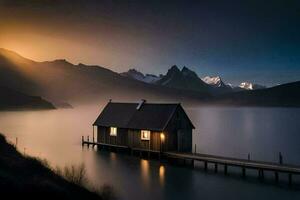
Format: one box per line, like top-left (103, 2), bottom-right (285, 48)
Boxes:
top-left (0, 105), bottom-right (300, 199)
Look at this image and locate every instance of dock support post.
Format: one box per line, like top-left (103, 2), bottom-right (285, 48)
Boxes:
top-left (204, 161), bottom-right (208, 171)
top-left (258, 169), bottom-right (264, 180)
top-left (288, 174), bottom-right (292, 186)
top-left (275, 171), bottom-right (279, 183)
top-left (81, 136), bottom-right (84, 146)
top-left (214, 163), bottom-right (218, 173)
top-left (242, 167), bottom-right (246, 178)
top-left (191, 159), bottom-right (194, 168)
top-left (224, 164), bottom-right (228, 175)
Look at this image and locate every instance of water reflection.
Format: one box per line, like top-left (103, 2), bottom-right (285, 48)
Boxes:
top-left (159, 165), bottom-right (165, 186)
top-left (141, 159), bottom-right (150, 186)
top-left (110, 152), bottom-right (117, 162)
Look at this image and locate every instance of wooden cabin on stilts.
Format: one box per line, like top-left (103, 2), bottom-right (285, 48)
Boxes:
top-left (90, 99), bottom-right (194, 156)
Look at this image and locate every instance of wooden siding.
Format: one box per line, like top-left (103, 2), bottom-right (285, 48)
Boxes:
top-left (164, 106), bottom-right (193, 152)
top-left (128, 130), bottom-right (161, 151)
top-left (97, 126), bottom-right (127, 146)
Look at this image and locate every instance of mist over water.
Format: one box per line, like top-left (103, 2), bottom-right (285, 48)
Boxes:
top-left (0, 105), bottom-right (300, 200)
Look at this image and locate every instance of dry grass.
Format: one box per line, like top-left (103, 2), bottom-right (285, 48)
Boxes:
top-left (54, 163), bottom-right (116, 200)
top-left (55, 163), bottom-right (87, 186)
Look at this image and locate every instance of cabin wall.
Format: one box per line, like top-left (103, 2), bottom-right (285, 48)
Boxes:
top-left (165, 107), bottom-right (193, 152)
top-left (97, 126), bottom-right (127, 146)
top-left (177, 129), bottom-right (192, 152)
top-left (128, 130), bottom-right (161, 151)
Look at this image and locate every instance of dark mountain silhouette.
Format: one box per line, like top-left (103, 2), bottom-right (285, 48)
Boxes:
top-left (0, 48), bottom-right (211, 105)
top-left (211, 81), bottom-right (300, 107)
top-left (155, 65), bottom-right (211, 93)
top-left (0, 86), bottom-right (55, 110)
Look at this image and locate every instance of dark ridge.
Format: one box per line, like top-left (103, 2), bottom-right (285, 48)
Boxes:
top-left (210, 81), bottom-right (300, 107)
top-left (0, 86), bottom-right (55, 110)
top-left (0, 133), bottom-right (101, 199)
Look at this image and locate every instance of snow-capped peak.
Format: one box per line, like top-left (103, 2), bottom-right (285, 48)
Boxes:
top-left (120, 69), bottom-right (161, 83)
top-left (239, 82), bottom-right (266, 90)
top-left (239, 82), bottom-right (253, 90)
top-left (202, 76), bottom-right (222, 87)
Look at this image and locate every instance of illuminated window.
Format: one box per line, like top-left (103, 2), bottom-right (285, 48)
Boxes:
top-left (160, 133), bottom-right (165, 142)
top-left (110, 127), bottom-right (117, 136)
top-left (141, 130), bottom-right (150, 140)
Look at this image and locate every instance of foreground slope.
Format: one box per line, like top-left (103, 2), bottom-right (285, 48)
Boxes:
top-left (0, 134), bottom-right (101, 199)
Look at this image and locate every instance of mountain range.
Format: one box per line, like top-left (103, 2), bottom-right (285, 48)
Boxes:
top-left (0, 48), bottom-right (211, 107)
top-left (0, 48), bottom-right (299, 108)
top-left (121, 67), bottom-right (266, 92)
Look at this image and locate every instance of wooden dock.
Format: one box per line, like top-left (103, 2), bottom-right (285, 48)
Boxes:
top-left (82, 138), bottom-right (300, 186)
top-left (164, 152), bottom-right (300, 185)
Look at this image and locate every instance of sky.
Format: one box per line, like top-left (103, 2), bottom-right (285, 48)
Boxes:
top-left (0, 0), bottom-right (300, 86)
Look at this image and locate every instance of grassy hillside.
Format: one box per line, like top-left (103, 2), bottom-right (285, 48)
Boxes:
top-left (0, 133), bottom-right (104, 199)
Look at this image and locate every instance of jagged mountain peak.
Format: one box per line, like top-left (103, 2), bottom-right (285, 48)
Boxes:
top-left (120, 68), bottom-right (161, 83)
top-left (202, 76), bottom-right (223, 87)
top-left (167, 65), bottom-right (181, 75)
top-left (181, 66), bottom-right (199, 78)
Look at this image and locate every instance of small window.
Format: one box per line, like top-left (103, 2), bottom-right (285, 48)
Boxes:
top-left (110, 127), bottom-right (117, 136)
top-left (141, 130), bottom-right (150, 140)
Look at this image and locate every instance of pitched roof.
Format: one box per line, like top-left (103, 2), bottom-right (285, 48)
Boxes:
top-left (93, 102), bottom-right (194, 131)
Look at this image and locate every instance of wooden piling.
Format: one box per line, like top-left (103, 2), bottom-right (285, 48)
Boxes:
top-left (289, 173), bottom-right (292, 186)
top-left (224, 164), bottom-right (228, 175)
top-left (204, 161), bottom-right (208, 171)
top-left (242, 167), bottom-right (246, 178)
top-left (258, 169), bottom-right (264, 180)
top-left (191, 159), bottom-right (194, 168)
top-left (275, 171), bottom-right (279, 183)
top-left (214, 163), bottom-right (218, 173)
